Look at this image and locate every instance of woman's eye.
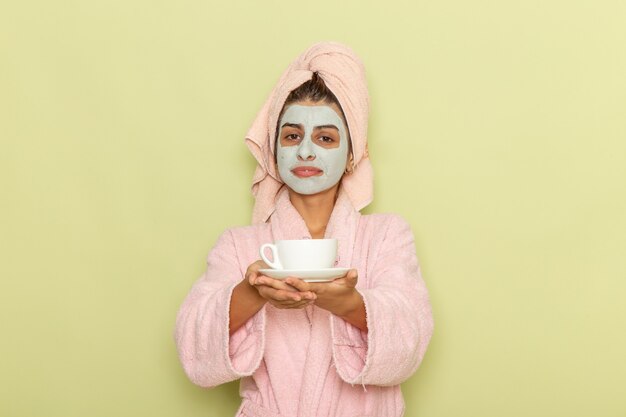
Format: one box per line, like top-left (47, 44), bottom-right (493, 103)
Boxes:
top-left (286, 134), bottom-right (300, 140)
top-left (320, 136), bottom-right (334, 143)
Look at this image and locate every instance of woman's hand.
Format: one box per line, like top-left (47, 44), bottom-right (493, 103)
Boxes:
top-left (247, 260), bottom-right (317, 310)
top-left (284, 269), bottom-right (367, 331)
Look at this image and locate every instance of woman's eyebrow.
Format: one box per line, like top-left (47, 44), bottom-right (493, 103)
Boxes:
top-left (281, 122), bottom-right (303, 129)
top-left (314, 124), bottom-right (339, 131)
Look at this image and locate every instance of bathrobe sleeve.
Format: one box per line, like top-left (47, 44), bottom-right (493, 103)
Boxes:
top-left (174, 229), bottom-right (266, 388)
top-left (330, 214), bottom-right (434, 386)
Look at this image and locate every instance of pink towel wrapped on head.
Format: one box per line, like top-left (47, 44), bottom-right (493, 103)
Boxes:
top-left (246, 41), bottom-right (374, 224)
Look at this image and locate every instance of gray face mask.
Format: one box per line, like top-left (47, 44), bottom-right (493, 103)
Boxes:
top-left (276, 104), bottom-right (349, 195)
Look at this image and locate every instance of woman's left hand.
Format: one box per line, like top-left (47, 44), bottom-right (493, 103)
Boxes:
top-left (285, 269), bottom-right (367, 331)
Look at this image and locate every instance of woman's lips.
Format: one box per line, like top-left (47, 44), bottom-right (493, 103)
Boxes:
top-left (291, 166), bottom-right (323, 178)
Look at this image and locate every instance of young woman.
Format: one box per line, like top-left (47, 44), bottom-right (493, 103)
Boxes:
top-left (175, 42), bottom-right (434, 417)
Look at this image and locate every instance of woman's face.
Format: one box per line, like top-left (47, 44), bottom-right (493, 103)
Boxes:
top-left (276, 100), bottom-right (350, 195)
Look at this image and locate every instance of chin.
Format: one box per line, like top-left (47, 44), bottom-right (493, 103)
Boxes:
top-left (285, 181), bottom-right (341, 197)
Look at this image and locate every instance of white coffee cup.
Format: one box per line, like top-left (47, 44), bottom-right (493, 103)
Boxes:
top-left (259, 239), bottom-right (337, 270)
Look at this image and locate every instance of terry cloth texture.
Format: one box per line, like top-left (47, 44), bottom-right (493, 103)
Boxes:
top-left (175, 188), bottom-right (434, 417)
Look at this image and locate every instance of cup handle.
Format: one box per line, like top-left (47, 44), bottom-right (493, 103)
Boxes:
top-left (259, 243), bottom-right (282, 269)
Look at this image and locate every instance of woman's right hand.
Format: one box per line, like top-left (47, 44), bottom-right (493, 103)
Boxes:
top-left (246, 260), bottom-right (316, 309)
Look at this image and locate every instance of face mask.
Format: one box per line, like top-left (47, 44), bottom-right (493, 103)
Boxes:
top-left (276, 104), bottom-right (349, 195)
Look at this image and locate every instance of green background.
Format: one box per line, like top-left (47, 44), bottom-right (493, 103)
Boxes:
top-left (1, 0), bottom-right (625, 416)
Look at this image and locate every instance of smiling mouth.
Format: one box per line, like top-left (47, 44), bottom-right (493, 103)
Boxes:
top-left (291, 166), bottom-right (323, 178)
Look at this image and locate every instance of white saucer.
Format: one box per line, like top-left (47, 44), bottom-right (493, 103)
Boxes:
top-left (258, 267), bottom-right (350, 282)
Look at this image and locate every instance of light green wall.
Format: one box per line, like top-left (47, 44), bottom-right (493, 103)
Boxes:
top-left (1, 1), bottom-right (625, 416)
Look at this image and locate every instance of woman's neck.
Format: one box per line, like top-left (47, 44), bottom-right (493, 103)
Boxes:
top-left (288, 184), bottom-right (339, 239)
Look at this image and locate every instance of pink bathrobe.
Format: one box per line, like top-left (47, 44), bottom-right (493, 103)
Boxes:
top-left (175, 188), bottom-right (434, 417)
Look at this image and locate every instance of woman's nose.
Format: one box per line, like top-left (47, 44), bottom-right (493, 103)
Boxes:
top-left (297, 137), bottom-right (316, 161)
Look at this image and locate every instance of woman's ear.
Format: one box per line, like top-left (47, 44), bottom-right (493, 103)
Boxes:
top-left (345, 153), bottom-right (355, 174)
